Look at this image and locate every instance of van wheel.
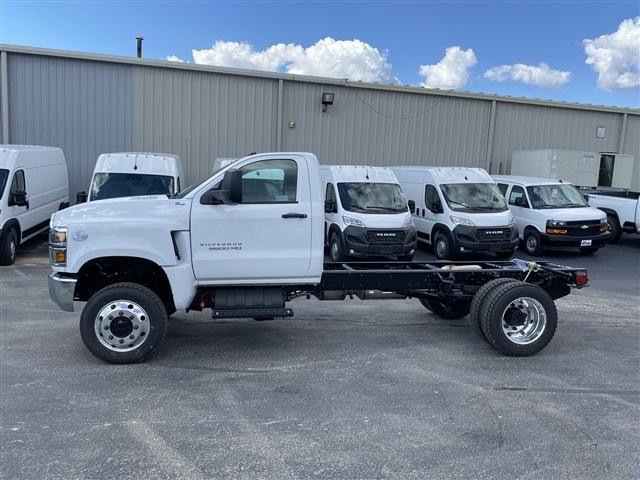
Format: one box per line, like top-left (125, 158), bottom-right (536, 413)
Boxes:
top-left (79, 282), bottom-right (168, 364)
top-left (523, 229), bottom-right (543, 256)
top-left (479, 281), bottom-right (557, 356)
top-left (606, 214), bottom-right (622, 243)
top-left (433, 231), bottom-right (452, 260)
top-left (0, 229), bottom-right (18, 266)
top-left (329, 233), bottom-right (346, 262)
top-left (420, 298), bottom-right (469, 319)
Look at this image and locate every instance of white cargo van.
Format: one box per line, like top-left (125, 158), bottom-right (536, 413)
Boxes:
top-left (320, 165), bottom-right (416, 261)
top-left (0, 145), bottom-right (69, 265)
top-left (392, 167), bottom-right (517, 260)
top-left (493, 176), bottom-right (609, 256)
top-left (80, 152), bottom-right (183, 202)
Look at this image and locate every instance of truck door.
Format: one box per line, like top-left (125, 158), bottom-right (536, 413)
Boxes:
top-left (190, 156), bottom-right (313, 282)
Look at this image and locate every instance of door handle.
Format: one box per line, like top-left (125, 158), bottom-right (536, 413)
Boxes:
top-left (282, 213), bottom-right (307, 219)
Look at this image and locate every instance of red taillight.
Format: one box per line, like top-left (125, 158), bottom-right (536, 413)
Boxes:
top-left (575, 271), bottom-right (589, 286)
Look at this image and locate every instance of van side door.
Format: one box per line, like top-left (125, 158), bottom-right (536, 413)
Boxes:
top-left (5, 170), bottom-right (30, 237)
top-left (423, 184), bottom-right (445, 244)
top-left (507, 185), bottom-right (531, 237)
top-left (190, 155), bottom-right (313, 283)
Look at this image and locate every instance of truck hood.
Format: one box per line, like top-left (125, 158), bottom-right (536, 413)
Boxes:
top-left (51, 195), bottom-right (191, 231)
top-left (535, 206), bottom-right (605, 221)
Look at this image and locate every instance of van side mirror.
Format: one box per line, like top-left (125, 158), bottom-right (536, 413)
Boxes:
top-left (76, 191), bottom-right (88, 204)
top-left (583, 194), bottom-right (590, 202)
top-left (324, 200), bottom-right (337, 214)
top-left (407, 200), bottom-right (416, 214)
top-left (10, 190), bottom-right (28, 207)
top-left (430, 200), bottom-right (443, 214)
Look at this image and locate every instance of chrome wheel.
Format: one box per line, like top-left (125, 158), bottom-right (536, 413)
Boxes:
top-left (501, 297), bottom-right (547, 345)
top-left (94, 300), bottom-right (150, 352)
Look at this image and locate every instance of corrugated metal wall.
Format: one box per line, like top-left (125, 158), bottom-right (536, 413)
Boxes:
top-left (6, 53), bottom-right (133, 195)
top-left (282, 81), bottom-right (491, 168)
top-left (1, 49), bottom-right (638, 195)
top-left (132, 65), bottom-right (278, 185)
top-left (491, 102), bottom-right (624, 174)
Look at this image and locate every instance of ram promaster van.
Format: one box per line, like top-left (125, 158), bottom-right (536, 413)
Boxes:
top-left (320, 165), bottom-right (416, 261)
top-left (393, 167), bottom-right (518, 260)
top-left (80, 153), bottom-right (183, 202)
top-left (0, 145), bottom-right (69, 265)
top-left (493, 176), bottom-right (609, 256)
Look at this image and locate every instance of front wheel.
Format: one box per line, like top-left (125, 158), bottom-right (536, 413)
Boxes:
top-left (433, 231), bottom-right (453, 260)
top-left (479, 281), bottom-right (557, 356)
top-left (0, 229), bottom-right (18, 266)
top-left (80, 282), bottom-right (168, 363)
top-left (420, 298), bottom-right (469, 319)
top-left (329, 233), bottom-right (346, 262)
top-left (606, 214), bottom-right (622, 243)
top-left (523, 229), bottom-right (543, 256)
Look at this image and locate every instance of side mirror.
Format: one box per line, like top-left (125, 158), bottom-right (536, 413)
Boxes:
top-left (10, 190), bottom-right (28, 207)
top-left (583, 194), bottom-right (590, 202)
top-left (431, 200), bottom-right (443, 214)
top-left (222, 169), bottom-right (243, 204)
top-left (76, 191), bottom-right (88, 204)
top-left (407, 200), bottom-right (416, 214)
top-left (324, 200), bottom-right (336, 214)
top-left (201, 189), bottom-right (230, 205)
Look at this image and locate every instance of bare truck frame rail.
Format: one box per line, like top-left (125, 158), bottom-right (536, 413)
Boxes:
top-left (196, 259), bottom-right (587, 359)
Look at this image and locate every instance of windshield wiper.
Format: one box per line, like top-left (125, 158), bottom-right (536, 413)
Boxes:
top-left (365, 205), bottom-right (402, 212)
top-left (447, 199), bottom-right (472, 209)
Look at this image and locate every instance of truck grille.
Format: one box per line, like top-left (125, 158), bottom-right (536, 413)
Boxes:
top-left (565, 220), bottom-right (604, 237)
top-left (476, 228), bottom-right (511, 242)
top-left (366, 229), bottom-right (406, 244)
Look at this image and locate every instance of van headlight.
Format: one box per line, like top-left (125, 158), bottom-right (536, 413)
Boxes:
top-left (49, 226), bottom-right (68, 266)
top-left (599, 217), bottom-right (607, 225)
top-left (547, 220), bottom-right (567, 227)
top-left (449, 215), bottom-right (474, 226)
top-left (402, 216), bottom-right (415, 228)
top-left (342, 216), bottom-right (365, 227)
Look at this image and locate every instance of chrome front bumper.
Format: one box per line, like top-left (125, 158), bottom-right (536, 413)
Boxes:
top-left (48, 273), bottom-right (77, 312)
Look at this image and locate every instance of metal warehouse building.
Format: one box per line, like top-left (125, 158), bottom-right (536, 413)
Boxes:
top-left (1, 44), bottom-right (638, 195)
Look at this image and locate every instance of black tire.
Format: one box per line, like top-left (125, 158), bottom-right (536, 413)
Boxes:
top-left (419, 298), bottom-right (470, 319)
top-left (398, 253), bottom-right (414, 261)
top-left (0, 229), bottom-right (18, 266)
top-left (479, 281), bottom-right (557, 356)
top-left (468, 278), bottom-right (521, 343)
top-left (606, 214), bottom-right (622, 244)
top-left (329, 232), bottom-right (346, 262)
top-left (523, 229), bottom-right (543, 256)
top-left (580, 247), bottom-right (599, 255)
top-left (80, 282), bottom-right (168, 364)
top-left (433, 231), bottom-right (453, 260)
top-left (495, 250), bottom-right (515, 260)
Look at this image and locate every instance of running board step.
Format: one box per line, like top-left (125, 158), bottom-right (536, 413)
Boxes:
top-left (212, 308), bottom-right (294, 319)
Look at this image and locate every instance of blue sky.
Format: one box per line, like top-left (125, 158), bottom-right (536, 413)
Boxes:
top-left (2, 1), bottom-right (639, 107)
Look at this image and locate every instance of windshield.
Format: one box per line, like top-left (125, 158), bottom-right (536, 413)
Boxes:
top-left (337, 182), bottom-right (408, 214)
top-left (0, 169), bottom-right (8, 199)
top-left (527, 184), bottom-right (587, 209)
top-left (90, 173), bottom-right (174, 201)
top-left (440, 183), bottom-right (508, 212)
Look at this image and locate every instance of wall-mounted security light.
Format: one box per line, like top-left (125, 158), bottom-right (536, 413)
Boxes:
top-left (321, 92), bottom-right (335, 112)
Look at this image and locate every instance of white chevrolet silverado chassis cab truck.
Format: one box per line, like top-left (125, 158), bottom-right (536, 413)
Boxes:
top-left (48, 152), bottom-right (588, 363)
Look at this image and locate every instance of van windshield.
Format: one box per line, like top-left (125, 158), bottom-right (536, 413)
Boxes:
top-left (526, 184), bottom-right (587, 209)
top-left (440, 183), bottom-right (508, 212)
top-left (90, 173), bottom-right (174, 201)
top-left (0, 169), bottom-right (8, 198)
top-left (337, 182), bottom-right (408, 214)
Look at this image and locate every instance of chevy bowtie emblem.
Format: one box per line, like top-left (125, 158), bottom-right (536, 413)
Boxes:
top-left (581, 225), bottom-right (589, 229)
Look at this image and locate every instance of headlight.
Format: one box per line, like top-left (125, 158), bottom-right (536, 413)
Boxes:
top-left (342, 216), bottom-right (365, 227)
top-left (449, 215), bottom-right (474, 226)
top-left (49, 226), bottom-right (68, 266)
top-left (599, 217), bottom-right (607, 225)
top-left (547, 220), bottom-right (567, 227)
top-left (402, 216), bottom-right (415, 228)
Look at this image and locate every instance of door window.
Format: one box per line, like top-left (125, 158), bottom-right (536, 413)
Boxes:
top-left (508, 185), bottom-right (529, 208)
top-left (424, 184), bottom-right (440, 212)
top-left (325, 182), bottom-right (336, 204)
top-left (240, 159), bottom-right (297, 204)
top-left (10, 170), bottom-right (26, 194)
top-left (497, 183), bottom-right (509, 196)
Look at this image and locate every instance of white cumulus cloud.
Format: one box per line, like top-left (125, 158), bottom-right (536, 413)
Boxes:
top-left (583, 17), bottom-right (640, 90)
top-left (418, 46), bottom-right (477, 90)
top-left (165, 55), bottom-right (185, 63)
top-left (191, 37), bottom-right (396, 83)
top-left (484, 63), bottom-right (571, 89)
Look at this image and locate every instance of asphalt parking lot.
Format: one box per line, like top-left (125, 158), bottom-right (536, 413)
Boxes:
top-left (1, 235), bottom-right (639, 480)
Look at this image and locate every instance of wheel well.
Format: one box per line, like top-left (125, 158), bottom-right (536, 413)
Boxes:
top-left (328, 224), bottom-right (342, 242)
top-left (599, 208), bottom-right (619, 222)
top-left (75, 257), bottom-right (174, 309)
top-left (431, 223), bottom-right (450, 243)
top-left (2, 219), bottom-right (21, 243)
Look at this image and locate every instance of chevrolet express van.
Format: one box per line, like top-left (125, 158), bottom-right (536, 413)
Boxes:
top-left (320, 165), bottom-right (416, 261)
top-left (0, 145), bottom-right (69, 265)
top-left (392, 167), bottom-right (518, 260)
